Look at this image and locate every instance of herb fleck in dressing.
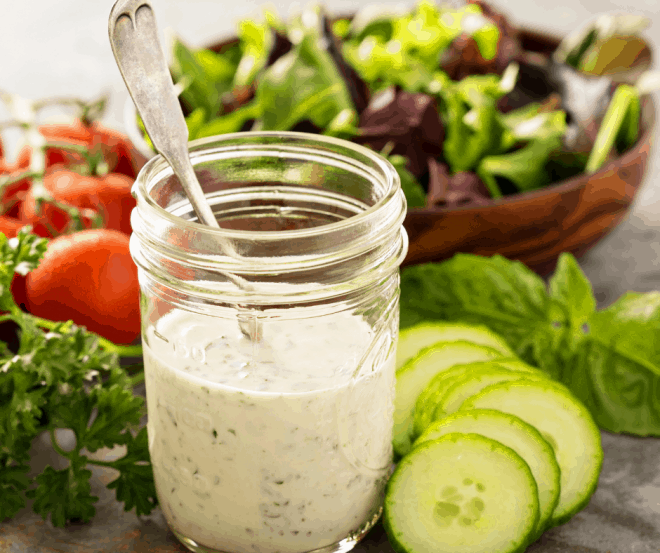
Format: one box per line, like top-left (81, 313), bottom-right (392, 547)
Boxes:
top-left (144, 309), bottom-right (395, 553)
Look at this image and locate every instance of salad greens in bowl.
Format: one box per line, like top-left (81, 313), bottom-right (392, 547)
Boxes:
top-left (125, 0), bottom-right (656, 274)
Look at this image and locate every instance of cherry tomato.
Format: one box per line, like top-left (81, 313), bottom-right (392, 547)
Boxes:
top-left (25, 228), bottom-right (141, 344)
top-left (15, 120), bottom-right (146, 178)
top-left (21, 168), bottom-right (135, 236)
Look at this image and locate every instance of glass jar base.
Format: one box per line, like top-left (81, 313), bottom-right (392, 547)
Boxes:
top-left (170, 507), bottom-right (382, 553)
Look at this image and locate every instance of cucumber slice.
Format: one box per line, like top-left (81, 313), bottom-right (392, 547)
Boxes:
top-left (414, 410), bottom-right (561, 539)
top-left (412, 360), bottom-right (538, 440)
top-left (397, 322), bottom-right (513, 371)
top-left (384, 433), bottom-right (539, 553)
top-left (461, 380), bottom-right (603, 526)
top-left (394, 342), bottom-right (504, 458)
top-left (436, 367), bottom-right (549, 419)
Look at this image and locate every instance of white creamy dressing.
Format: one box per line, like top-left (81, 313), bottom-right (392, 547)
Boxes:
top-left (144, 308), bottom-right (396, 553)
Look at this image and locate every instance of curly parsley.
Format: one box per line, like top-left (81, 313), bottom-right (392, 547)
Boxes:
top-left (0, 227), bottom-right (156, 526)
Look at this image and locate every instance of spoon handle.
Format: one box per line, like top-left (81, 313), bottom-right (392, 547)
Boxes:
top-left (108, 0), bottom-right (219, 228)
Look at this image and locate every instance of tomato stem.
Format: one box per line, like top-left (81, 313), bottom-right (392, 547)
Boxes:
top-left (0, 171), bottom-right (41, 189)
top-left (130, 372), bottom-right (145, 387)
top-left (98, 339), bottom-right (143, 358)
top-left (0, 313), bottom-right (13, 324)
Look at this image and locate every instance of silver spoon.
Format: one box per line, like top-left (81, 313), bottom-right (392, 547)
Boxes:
top-left (108, 0), bottom-right (219, 228)
top-left (108, 0), bottom-right (262, 342)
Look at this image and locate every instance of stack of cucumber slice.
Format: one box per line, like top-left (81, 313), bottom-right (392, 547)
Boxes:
top-left (385, 322), bottom-right (603, 553)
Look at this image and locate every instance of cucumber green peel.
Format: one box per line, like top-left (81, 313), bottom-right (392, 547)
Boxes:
top-left (412, 360), bottom-right (520, 439)
top-left (394, 341), bottom-right (505, 457)
top-left (396, 322), bottom-right (514, 371)
top-left (461, 379), bottom-right (603, 526)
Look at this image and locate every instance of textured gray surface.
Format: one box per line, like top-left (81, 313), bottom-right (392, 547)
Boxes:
top-left (1, 1), bottom-right (660, 552)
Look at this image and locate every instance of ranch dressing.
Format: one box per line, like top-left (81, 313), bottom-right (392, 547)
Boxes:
top-left (144, 307), bottom-right (396, 553)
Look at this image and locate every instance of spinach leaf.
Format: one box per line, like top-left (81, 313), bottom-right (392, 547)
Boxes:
top-left (255, 33), bottom-right (356, 131)
top-left (388, 154), bottom-right (427, 208)
top-left (171, 38), bottom-right (223, 117)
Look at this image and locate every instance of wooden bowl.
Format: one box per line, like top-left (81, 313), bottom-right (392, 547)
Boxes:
top-left (124, 27), bottom-right (655, 275)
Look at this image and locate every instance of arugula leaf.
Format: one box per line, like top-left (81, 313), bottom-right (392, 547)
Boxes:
top-left (439, 68), bottom-right (518, 173)
top-left (477, 110), bottom-right (567, 197)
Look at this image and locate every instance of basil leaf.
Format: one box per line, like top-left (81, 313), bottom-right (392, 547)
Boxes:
top-left (400, 254), bottom-right (568, 374)
top-left (564, 292), bottom-right (660, 435)
top-left (548, 252), bottom-right (596, 346)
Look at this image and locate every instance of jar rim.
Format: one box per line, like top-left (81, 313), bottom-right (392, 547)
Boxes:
top-left (133, 131), bottom-right (402, 243)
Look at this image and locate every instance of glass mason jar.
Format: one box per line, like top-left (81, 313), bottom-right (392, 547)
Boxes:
top-left (130, 132), bottom-right (408, 553)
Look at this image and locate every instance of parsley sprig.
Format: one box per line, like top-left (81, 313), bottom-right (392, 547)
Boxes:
top-left (0, 227), bottom-right (156, 526)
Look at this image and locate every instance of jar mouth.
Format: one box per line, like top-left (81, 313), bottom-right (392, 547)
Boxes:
top-left (134, 131), bottom-right (401, 238)
top-left (130, 132), bottom-right (407, 298)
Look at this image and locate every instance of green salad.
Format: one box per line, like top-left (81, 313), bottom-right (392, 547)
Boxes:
top-left (137, 0), bottom-right (653, 209)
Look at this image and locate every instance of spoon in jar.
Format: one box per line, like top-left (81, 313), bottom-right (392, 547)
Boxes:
top-left (108, 0), bottom-right (261, 341)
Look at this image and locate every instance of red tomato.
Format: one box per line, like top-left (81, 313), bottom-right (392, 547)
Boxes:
top-left (0, 214), bottom-right (26, 237)
top-left (21, 169), bottom-right (135, 236)
top-left (25, 228), bottom-right (141, 344)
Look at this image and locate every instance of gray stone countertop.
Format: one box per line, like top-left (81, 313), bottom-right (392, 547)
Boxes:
top-left (1, 1), bottom-right (659, 552)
